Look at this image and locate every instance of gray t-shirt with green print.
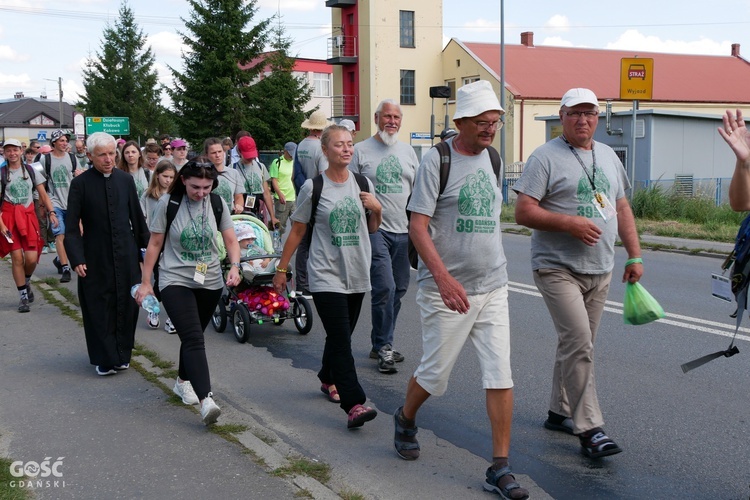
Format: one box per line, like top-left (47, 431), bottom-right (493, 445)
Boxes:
top-left (149, 193), bottom-right (233, 290)
top-left (407, 139), bottom-right (507, 295)
top-left (291, 173), bottom-right (374, 294)
top-left (40, 153), bottom-right (75, 210)
top-left (512, 136), bottom-right (629, 274)
top-left (128, 167), bottom-right (149, 198)
top-left (2, 165), bottom-right (46, 208)
top-left (235, 159), bottom-right (269, 195)
top-left (214, 168), bottom-right (245, 208)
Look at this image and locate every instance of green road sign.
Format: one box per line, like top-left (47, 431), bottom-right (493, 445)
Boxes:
top-left (85, 117), bottom-right (130, 135)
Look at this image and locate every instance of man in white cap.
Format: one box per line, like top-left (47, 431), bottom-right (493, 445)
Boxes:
top-left (293, 109), bottom-right (331, 296)
top-left (349, 99), bottom-right (418, 374)
top-left (393, 80), bottom-right (528, 499)
top-left (513, 88), bottom-right (643, 459)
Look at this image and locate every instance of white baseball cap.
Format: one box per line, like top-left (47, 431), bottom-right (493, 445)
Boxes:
top-left (560, 88), bottom-right (599, 109)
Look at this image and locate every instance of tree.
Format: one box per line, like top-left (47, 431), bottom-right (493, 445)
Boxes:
top-left (245, 20), bottom-right (313, 151)
top-left (79, 1), bottom-right (168, 140)
top-left (168, 0), bottom-right (271, 147)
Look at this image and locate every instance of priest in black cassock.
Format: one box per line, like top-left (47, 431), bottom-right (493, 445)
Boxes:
top-left (65, 132), bottom-right (150, 376)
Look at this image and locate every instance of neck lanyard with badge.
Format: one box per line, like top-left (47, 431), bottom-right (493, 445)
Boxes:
top-left (562, 135), bottom-right (617, 222)
top-left (186, 197), bottom-right (209, 284)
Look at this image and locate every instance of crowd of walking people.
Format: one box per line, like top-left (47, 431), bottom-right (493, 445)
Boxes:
top-left (4, 80), bottom-right (750, 500)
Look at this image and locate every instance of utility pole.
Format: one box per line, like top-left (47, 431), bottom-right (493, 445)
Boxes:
top-left (44, 77), bottom-right (64, 127)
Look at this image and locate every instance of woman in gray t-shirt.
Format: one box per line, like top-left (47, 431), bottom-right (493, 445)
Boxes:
top-left (273, 124), bottom-right (383, 429)
top-left (136, 158), bottom-right (242, 427)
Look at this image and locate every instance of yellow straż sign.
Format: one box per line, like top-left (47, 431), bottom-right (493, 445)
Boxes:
top-left (620, 58), bottom-right (653, 101)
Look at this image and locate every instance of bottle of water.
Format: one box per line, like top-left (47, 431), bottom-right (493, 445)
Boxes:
top-left (130, 284), bottom-right (160, 315)
top-left (272, 226), bottom-right (282, 253)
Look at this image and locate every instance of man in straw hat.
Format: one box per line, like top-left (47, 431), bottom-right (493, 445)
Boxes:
top-left (513, 88), bottom-right (642, 459)
top-left (292, 109), bottom-right (331, 297)
top-left (393, 80), bottom-right (528, 499)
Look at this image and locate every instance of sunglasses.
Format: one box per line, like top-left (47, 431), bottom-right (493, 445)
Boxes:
top-left (163, 147), bottom-right (172, 151)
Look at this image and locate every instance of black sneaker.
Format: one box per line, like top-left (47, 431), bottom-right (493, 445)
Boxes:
top-left (18, 297), bottom-right (30, 313)
top-left (53, 256), bottom-right (63, 274)
top-left (27, 284), bottom-right (34, 303)
top-left (378, 344), bottom-right (398, 373)
top-left (60, 268), bottom-right (71, 283)
top-left (371, 348), bottom-right (404, 362)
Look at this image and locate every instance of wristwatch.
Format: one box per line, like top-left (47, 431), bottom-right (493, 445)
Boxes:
top-left (231, 262), bottom-right (241, 270)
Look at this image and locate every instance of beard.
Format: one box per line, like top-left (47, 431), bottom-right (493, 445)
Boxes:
top-left (378, 129), bottom-right (399, 147)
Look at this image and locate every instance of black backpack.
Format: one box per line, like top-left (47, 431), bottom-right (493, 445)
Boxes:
top-left (407, 141), bottom-right (503, 269)
top-left (307, 172), bottom-right (369, 245)
top-left (42, 152), bottom-right (77, 186)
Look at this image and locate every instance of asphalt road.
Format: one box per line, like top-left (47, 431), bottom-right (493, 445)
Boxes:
top-left (238, 232), bottom-right (750, 499)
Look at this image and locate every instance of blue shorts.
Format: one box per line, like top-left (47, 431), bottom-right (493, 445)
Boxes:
top-left (51, 208), bottom-right (66, 236)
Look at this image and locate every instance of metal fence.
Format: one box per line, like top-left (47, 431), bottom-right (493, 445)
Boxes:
top-left (635, 178), bottom-right (731, 207)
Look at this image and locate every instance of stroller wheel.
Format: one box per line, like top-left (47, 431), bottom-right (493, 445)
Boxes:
top-left (212, 295), bottom-right (228, 333)
top-left (233, 304), bottom-right (251, 343)
top-left (293, 296), bottom-right (313, 335)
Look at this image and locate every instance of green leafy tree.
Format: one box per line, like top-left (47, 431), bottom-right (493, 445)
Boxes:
top-left (245, 21), bottom-right (313, 150)
top-left (78, 1), bottom-right (168, 140)
top-left (168, 0), bottom-right (271, 147)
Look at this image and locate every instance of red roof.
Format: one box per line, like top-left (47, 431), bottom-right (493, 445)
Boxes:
top-left (462, 40), bottom-right (750, 104)
top-left (238, 52), bottom-right (331, 75)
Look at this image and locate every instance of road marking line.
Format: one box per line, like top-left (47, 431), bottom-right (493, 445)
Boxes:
top-left (508, 281), bottom-right (750, 342)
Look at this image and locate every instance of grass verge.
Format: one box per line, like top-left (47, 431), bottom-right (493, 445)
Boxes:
top-left (0, 457), bottom-right (33, 500)
top-left (272, 458), bottom-right (331, 484)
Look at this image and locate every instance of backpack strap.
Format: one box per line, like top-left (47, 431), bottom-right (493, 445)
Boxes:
top-left (69, 153), bottom-right (77, 175)
top-left (44, 153), bottom-right (52, 180)
top-left (1, 165), bottom-right (38, 203)
top-left (307, 172), bottom-right (369, 244)
top-left (433, 142), bottom-right (503, 196)
top-left (208, 192), bottom-right (223, 227)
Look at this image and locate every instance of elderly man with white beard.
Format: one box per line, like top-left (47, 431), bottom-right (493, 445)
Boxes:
top-left (348, 99), bottom-right (418, 374)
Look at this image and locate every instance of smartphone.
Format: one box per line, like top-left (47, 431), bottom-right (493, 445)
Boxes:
top-left (3, 231), bottom-right (13, 244)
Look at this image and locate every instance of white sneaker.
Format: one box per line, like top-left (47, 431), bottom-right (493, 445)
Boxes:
top-left (147, 310), bottom-right (160, 329)
top-left (201, 393), bottom-right (221, 425)
top-left (164, 317), bottom-right (176, 334)
top-left (173, 378), bottom-right (199, 405)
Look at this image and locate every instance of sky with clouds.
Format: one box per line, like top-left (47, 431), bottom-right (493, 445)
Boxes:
top-left (0, 0), bottom-right (748, 106)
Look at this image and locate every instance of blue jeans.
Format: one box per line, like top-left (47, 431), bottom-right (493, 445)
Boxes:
top-left (369, 230), bottom-right (410, 351)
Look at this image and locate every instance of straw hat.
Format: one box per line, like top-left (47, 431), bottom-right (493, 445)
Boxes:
top-left (301, 110), bottom-right (331, 130)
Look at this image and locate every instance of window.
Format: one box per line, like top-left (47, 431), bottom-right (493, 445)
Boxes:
top-left (463, 76), bottom-right (480, 86)
top-left (313, 73), bottom-right (331, 97)
top-left (445, 80), bottom-right (456, 102)
top-left (400, 11), bottom-right (415, 48)
top-left (400, 70), bottom-right (415, 105)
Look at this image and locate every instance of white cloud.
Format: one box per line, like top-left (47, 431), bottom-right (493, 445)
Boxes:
top-left (462, 18), bottom-right (500, 34)
top-left (544, 15), bottom-right (570, 32)
top-left (257, 0), bottom-right (321, 11)
top-left (148, 31), bottom-right (187, 59)
top-left (0, 45), bottom-right (30, 62)
top-left (539, 36), bottom-right (575, 48)
top-left (606, 29), bottom-right (733, 56)
top-left (62, 78), bottom-right (84, 102)
top-left (0, 72), bottom-right (31, 86)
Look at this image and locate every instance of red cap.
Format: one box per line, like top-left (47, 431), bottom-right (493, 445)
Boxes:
top-left (237, 136), bottom-right (258, 160)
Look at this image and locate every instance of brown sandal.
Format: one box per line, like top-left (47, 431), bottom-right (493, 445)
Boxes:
top-left (320, 383), bottom-right (340, 403)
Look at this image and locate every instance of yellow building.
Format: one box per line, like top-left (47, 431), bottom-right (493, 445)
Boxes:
top-left (327, 0), bottom-right (443, 147)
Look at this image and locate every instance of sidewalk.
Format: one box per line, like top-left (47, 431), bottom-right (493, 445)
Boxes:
top-left (0, 257), bottom-right (551, 500)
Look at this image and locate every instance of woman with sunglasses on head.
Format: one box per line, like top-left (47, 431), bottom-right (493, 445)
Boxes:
top-left (273, 124), bottom-right (383, 429)
top-left (136, 157), bottom-right (241, 426)
top-left (117, 140), bottom-right (149, 198)
top-left (204, 137), bottom-right (245, 214)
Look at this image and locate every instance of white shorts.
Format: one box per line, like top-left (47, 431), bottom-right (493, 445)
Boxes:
top-left (413, 285), bottom-right (513, 396)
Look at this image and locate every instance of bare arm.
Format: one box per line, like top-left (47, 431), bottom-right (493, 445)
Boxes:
top-left (719, 109), bottom-right (750, 211)
top-left (135, 232), bottom-right (164, 304)
top-left (271, 178), bottom-right (285, 204)
top-left (262, 182), bottom-right (278, 226)
top-left (233, 193), bottom-right (244, 214)
top-left (220, 226), bottom-right (241, 287)
top-left (272, 221), bottom-right (307, 293)
top-left (515, 193), bottom-right (602, 246)
top-left (616, 197), bottom-right (643, 283)
top-left (410, 212), bottom-right (469, 313)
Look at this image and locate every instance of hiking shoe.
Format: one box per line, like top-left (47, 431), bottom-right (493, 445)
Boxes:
top-left (60, 268), bottom-right (71, 283)
top-left (174, 378), bottom-right (199, 405)
top-left (147, 310), bottom-right (160, 329)
top-left (52, 256), bottom-right (63, 274)
top-left (347, 404), bottom-right (377, 429)
top-left (26, 284), bottom-right (34, 303)
top-left (48, 242), bottom-right (57, 253)
top-left (164, 318), bottom-right (176, 334)
top-left (18, 297), bottom-right (30, 313)
top-left (96, 366), bottom-right (116, 376)
top-left (371, 348), bottom-right (404, 362)
top-left (201, 393), bottom-right (221, 425)
top-left (579, 428), bottom-right (623, 459)
top-left (114, 363), bottom-right (129, 371)
top-left (394, 407), bottom-right (420, 460)
top-left (378, 344), bottom-right (397, 373)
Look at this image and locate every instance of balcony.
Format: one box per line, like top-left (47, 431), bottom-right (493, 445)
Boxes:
top-left (326, 36), bottom-right (357, 65)
top-left (325, 0), bottom-right (355, 6)
top-left (331, 95), bottom-right (358, 121)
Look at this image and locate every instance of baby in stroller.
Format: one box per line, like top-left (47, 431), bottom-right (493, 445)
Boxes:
top-left (233, 216), bottom-right (276, 279)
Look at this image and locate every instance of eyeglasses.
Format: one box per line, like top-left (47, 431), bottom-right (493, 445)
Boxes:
top-left (564, 111), bottom-right (599, 119)
top-left (470, 119), bottom-right (503, 131)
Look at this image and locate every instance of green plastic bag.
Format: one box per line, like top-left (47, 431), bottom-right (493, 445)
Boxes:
top-left (623, 282), bottom-right (665, 325)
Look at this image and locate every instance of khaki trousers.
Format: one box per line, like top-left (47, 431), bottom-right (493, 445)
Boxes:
top-left (533, 268), bottom-right (612, 434)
